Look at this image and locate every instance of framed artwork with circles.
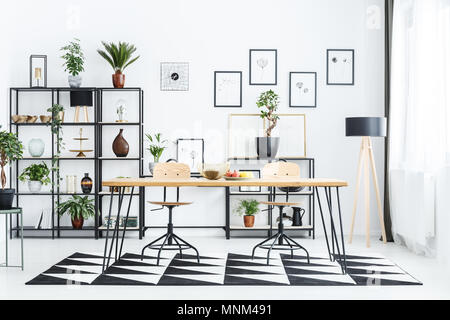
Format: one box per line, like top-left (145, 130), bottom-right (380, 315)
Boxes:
top-left (327, 49), bottom-right (355, 85)
top-left (160, 62), bottom-right (189, 91)
top-left (289, 72), bottom-right (317, 108)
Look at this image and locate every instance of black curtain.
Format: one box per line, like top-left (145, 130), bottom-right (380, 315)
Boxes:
top-left (383, 0), bottom-right (394, 242)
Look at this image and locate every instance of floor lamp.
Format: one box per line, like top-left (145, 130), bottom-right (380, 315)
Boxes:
top-left (70, 90), bottom-right (93, 122)
top-left (346, 117), bottom-right (387, 247)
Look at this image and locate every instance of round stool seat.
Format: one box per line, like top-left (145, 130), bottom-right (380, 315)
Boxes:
top-left (260, 201), bottom-right (300, 207)
top-left (149, 201), bottom-right (192, 206)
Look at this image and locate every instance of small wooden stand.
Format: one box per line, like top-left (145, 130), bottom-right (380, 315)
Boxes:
top-left (74, 106), bottom-right (89, 122)
top-left (69, 128), bottom-right (93, 158)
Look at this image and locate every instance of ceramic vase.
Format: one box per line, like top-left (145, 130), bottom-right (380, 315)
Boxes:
top-left (28, 181), bottom-right (43, 193)
top-left (28, 138), bottom-right (45, 157)
top-left (71, 216), bottom-right (84, 230)
top-left (81, 173), bottom-right (93, 194)
top-left (112, 129), bottom-right (129, 157)
top-left (68, 75), bottom-right (82, 88)
top-left (112, 71), bottom-right (125, 88)
top-left (244, 215), bottom-right (255, 228)
top-left (256, 137), bottom-right (280, 159)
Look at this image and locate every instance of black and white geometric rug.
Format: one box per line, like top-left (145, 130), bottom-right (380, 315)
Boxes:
top-left (27, 251), bottom-right (422, 286)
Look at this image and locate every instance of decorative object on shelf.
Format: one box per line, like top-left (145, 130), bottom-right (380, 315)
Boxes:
top-left (176, 138), bottom-right (204, 174)
top-left (80, 173), bottom-right (93, 194)
top-left (112, 129), bottom-right (129, 157)
top-left (123, 216), bottom-right (138, 228)
top-left (239, 170), bottom-right (261, 192)
top-left (327, 49), bottom-right (355, 85)
top-left (346, 117), bottom-right (387, 247)
top-left (69, 128), bottom-right (93, 158)
top-left (60, 38), bottom-right (85, 88)
top-left (27, 115), bottom-right (38, 123)
top-left (249, 49), bottom-right (277, 85)
top-left (105, 216), bottom-right (120, 228)
top-left (28, 138), bottom-right (45, 157)
top-left (57, 195), bottom-right (95, 230)
top-left (19, 162), bottom-right (51, 193)
top-left (292, 207), bottom-right (306, 226)
top-left (0, 131), bottom-right (23, 209)
top-left (11, 115), bottom-right (20, 123)
top-left (235, 199), bottom-right (260, 228)
top-left (199, 163), bottom-right (230, 180)
top-left (214, 71), bottom-right (242, 108)
top-left (276, 212), bottom-right (292, 223)
top-left (97, 41), bottom-right (140, 88)
top-left (289, 72), bottom-right (317, 108)
top-left (115, 99), bottom-right (127, 122)
top-left (145, 132), bottom-right (167, 175)
top-left (256, 90), bottom-right (280, 159)
top-left (29, 55), bottom-right (47, 88)
top-left (39, 115), bottom-right (52, 123)
top-left (160, 62), bottom-right (189, 91)
top-left (65, 175), bottom-right (77, 194)
top-left (70, 90), bottom-right (93, 122)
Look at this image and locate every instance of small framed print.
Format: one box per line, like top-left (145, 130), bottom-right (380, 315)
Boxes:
top-left (289, 72), bottom-right (317, 108)
top-left (29, 55), bottom-right (47, 88)
top-left (176, 138), bottom-right (205, 173)
top-left (239, 170), bottom-right (261, 193)
top-left (249, 49), bottom-right (277, 85)
top-left (214, 71), bottom-right (242, 108)
top-left (161, 62), bottom-right (189, 91)
top-left (327, 49), bottom-right (355, 85)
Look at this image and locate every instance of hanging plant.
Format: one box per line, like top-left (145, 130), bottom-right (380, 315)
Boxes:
top-left (46, 104), bottom-right (65, 189)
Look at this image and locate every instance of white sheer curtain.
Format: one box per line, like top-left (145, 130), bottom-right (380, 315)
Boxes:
top-left (390, 0), bottom-right (450, 262)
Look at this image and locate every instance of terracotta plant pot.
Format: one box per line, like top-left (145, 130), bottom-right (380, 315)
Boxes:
top-left (112, 129), bottom-right (129, 157)
top-left (71, 216), bottom-right (84, 230)
top-left (112, 71), bottom-right (125, 88)
top-left (244, 215), bottom-right (255, 228)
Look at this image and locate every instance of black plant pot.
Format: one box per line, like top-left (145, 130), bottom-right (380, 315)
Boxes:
top-left (256, 137), bottom-right (280, 159)
top-left (0, 188), bottom-right (15, 210)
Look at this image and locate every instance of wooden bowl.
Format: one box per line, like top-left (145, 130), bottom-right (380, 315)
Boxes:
top-left (11, 115), bottom-right (20, 123)
top-left (27, 116), bottom-right (38, 123)
top-left (16, 115), bottom-right (28, 123)
top-left (40, 115), bottom-right (51, 123)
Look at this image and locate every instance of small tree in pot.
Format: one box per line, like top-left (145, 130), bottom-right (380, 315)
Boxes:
top-left (235, 199), bottom-right (260, 228)
top-left (61, 38), bottom-right (85, 88)
top-left (57, 195), bottom-right (95, 230)
top-left (145, 133), bottom-right (167, 175)
top-left (256, 90), bottom-right (280, 159)
top-left (19, 162), bottom-right (51, 193)
top-left (0, 131), bottom-right (23, 209)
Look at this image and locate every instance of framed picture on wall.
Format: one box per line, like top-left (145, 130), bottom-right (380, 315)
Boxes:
top-left (239, 170), bottom-right (261, 192)
top-left (176, 138), bottom-right (204, 173)
top-left (327, 49), bottom-right (355, 85)
top-left (160, 62), bottom-right (189, 91)
top-left (249, 49), bottom-right (277, 85)
top-left (214, 71), bottom-right (242, 108)
top-left (289, 72), bottom-right (317, 108)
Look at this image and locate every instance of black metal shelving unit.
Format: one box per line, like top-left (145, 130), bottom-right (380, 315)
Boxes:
top-left (8, 87), bottom-right (144, 239)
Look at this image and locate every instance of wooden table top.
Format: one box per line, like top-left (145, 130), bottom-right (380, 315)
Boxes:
top-left (102, 177), bottom-right (348, 187)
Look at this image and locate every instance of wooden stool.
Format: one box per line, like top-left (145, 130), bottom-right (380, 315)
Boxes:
top-left (0, 208), bottom-right (24, 270)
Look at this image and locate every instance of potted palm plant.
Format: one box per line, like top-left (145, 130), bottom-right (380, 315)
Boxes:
top-left (60, 38), bottom-right (85, 88)
top-left (19, 162), bottom-right (51, 193)
top-left (97, 41), bottom-right (140, 88)
top-left (145, 133), bottom-right (167, 175)
top-left (256, 90), bottom-right (280, 159)
top-left (57, 195), bottom-right (95, 230)
top-left (235, 199), bottom-right (260, 227)
top-left (0, 131), bottom-right (23, 209)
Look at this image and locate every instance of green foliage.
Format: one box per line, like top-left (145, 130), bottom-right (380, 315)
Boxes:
top-left (256, 90), bottom-right (280, 137)
top-left (145, 133), bottom-right (167, 162)
top-left (60, 38), bottom-right (85, 76)
top-left (97, 41), bottom-right (140, 73)
top-left (235, 199), bottom-right (260, 216)
top-left (19, 162), bottom-right (51, 185)
top-left (57, 195), bottom-right (95, 220)
top-left (0, 130), bottom-right (24, 189)
top-left (46, 104), bottom-right (65, 189)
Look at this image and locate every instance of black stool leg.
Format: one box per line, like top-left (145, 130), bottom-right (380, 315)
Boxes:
top-left (156, 233), bottom-right (170, 266)
top-left (284, 234), bottom-right (310, 263)
top-left (141, 233), bottom-right (167, 260)
top-left (172, 236), bottom-right (183, 259)
top-left (172, 234), bottom-right (200, 263)
top-left (266, 233), bottom-right (281, 265)
top-left (252, 233), bottom-right (278, 260)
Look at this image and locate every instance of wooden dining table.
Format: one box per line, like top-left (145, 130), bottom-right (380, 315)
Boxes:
top-left (101, 177), bottom-right (349, 273)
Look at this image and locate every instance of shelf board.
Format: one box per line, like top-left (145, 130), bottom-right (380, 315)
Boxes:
top-left (230, 225), bottom-right (313, 230)
top-left (98, 225), bottom-right (140, 231)
top-left (15, 192), bottom-right (95, 196)
top-left (230, 192), bottom-right (313, 196)
top-left (98, 157), bottom-right (141, 160)
top-left (98, 191), bottom-right (138, 196)
top-left (98, 122), bottom-right (140, 126)
top-left (227, 157), bottom-right (315, 161)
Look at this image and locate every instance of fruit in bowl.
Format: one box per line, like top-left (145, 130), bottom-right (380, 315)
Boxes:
top-left (224, 170), bottom-right (255, 179)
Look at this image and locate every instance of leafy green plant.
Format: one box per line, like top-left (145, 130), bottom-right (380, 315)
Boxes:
top-left (19, 162), bottom-right (51, 185)
top-left (235, 199), bottom-right (260, 216)
top-left (145, 133), bottom-right (167, 162)
top-left (97, 41), bottom-right (140, 73)
top-left (0, 131), bottom-right (23, 189)
top-left (57, 195), bottom-right (95, 220)
top-left (46, 104), bottom-right (65, 189)
top-left (256, 90), bottom-right (280, 137)
top-left (60, 38), bottom-right (85, 76)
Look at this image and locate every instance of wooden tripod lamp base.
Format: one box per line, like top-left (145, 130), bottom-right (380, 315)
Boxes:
top-left (70, 90), bottom-right (93, 123)
top-left (73, 106), bottom-right (89, 123)
top-left (346, 117), bottom-right (388, 248)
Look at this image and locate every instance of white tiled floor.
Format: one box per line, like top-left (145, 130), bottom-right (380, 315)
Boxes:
top-left (0, 234), bottom-right (449, 300)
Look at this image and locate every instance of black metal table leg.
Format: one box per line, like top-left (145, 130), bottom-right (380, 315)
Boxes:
top-left (118, 187), bottom-right (135, 259)
top-left (315, 187), bottom-right (332, 261)
top-left (107, 187), bottom-right (125, 267)
top-left (102, 189), bottom-right (115, 273)
top-left (225, 187), bottom-right (230, 239)
top-left (325, 187), bottom-right (342, 266)
top-left (336, 187), bottom-right (347, 273)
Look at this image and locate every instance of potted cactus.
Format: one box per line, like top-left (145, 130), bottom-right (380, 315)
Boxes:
top-left (0, 131), bottom-right (23, 209)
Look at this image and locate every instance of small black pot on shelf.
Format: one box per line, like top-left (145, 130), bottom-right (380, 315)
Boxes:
top-left (81, 173), bottom-right (93, 194)
top-left (0, 188), bottom-right (15, 210)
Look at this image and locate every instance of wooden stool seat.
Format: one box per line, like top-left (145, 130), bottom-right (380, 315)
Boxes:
top-left (260, 201), bottom-right (300, 207)
top-left (149, 201), bottom-right (192, 206)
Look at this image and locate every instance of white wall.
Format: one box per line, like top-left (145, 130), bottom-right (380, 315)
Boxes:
top-left (2, 0), bottom-right (385, 237)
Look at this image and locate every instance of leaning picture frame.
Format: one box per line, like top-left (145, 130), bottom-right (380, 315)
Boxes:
top-left (176, 138), bottom-right (205, 174)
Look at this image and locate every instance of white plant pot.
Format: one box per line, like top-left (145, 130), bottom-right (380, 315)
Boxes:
top-left (68, 75), bottom-right (82, 88)
top-left (28, 181), bottom-right (43, 193)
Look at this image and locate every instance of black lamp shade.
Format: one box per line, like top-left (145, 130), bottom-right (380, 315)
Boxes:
top-left (346, 117), bottom-right (387, 137)
top-left (70, 91), bottom-right (93, 107)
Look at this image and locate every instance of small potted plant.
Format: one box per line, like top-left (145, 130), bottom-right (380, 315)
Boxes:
top-left (0, 131), bottom-right (23, 209)
top-left (97, 41), bottom-right (140, 88)
top-left (57, 195), bottom-right (95, 230)
top-left (60, 38), bottom-right (85, 88)
top-left (256, 90), bottom-right (280, 159)
top-left (145, 133), bottom-right (167, 175)
top-left (19, 162), bottom-right (51, 193)
top-left (235, 199), bottom-right (260, 228)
